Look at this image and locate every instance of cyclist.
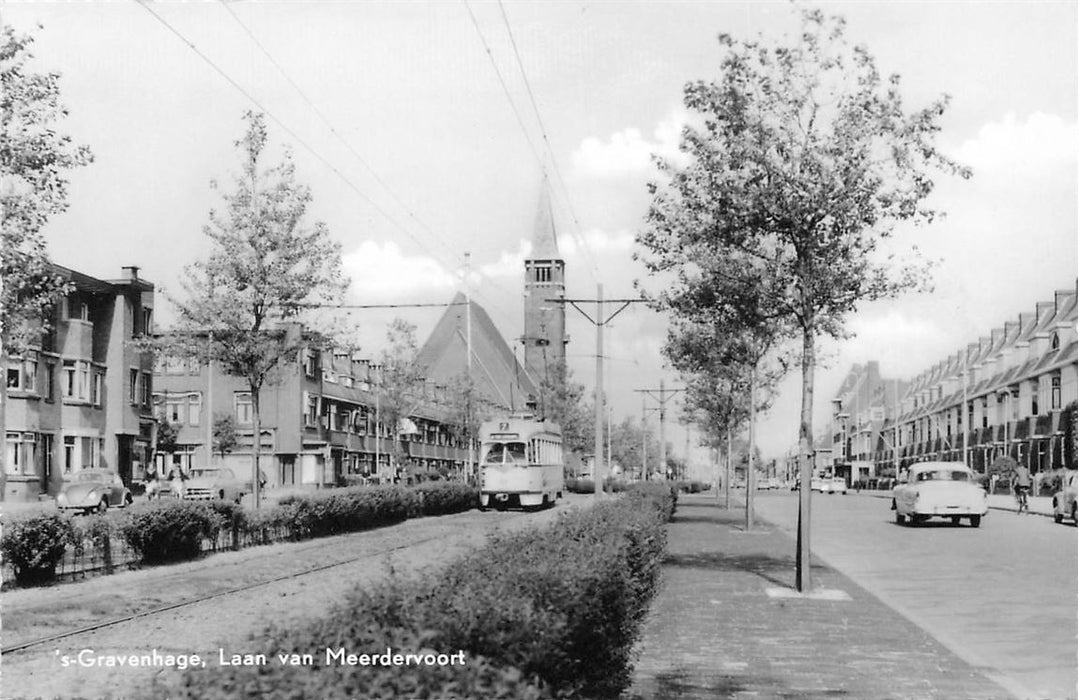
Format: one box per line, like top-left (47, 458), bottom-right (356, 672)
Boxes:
top-left (1013, 464), bottom-right (1031, 514)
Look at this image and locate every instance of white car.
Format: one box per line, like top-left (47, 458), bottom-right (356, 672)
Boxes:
top-left (892, 462), bottom-right (987, 528)
top-left (1052, 472), bottom-right (1078, 525)
top-left (813, 476), bottom-right (847, 494)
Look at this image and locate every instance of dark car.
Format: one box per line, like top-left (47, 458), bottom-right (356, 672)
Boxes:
top-left (57, 469), bottom-right (133, 514)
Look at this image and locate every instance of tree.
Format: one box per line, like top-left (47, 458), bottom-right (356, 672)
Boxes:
top-left (637, 9), bottom-right (968, 590)
top-left (1, 25), bottom-right (92, 479)
top-left (154, 419), bottom-right (180, 474)
top-left (169, 111), bottom-right (348, 508)
top-left (213, 414), bottom-right (239, 461)
top-left (541, 361), bottom-right (592, 455)
top-left (377, 318), bottom-right (425, 479)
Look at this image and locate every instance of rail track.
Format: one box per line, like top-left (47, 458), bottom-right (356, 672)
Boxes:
top-left (2, 532), bottom-right (444, 656)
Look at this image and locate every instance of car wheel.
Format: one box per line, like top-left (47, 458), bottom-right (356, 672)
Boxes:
top-left (951, 516), bottom-right (961, 526)
top-left (1055, 512), bottom-right (1064, 524)
top-left (96, 498), bottom-right (109, 514)
top-left (969, 515), bottom-right (981, 528)
top-left (124, 493), bottom-right (133, 507)
top-left (1071, 502), bottom-right (1077, 526)
top-left (895, 511), bottom-right (906, 525)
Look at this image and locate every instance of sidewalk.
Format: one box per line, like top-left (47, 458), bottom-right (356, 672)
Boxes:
top-left (625, 495), bottom-right (1015, 700)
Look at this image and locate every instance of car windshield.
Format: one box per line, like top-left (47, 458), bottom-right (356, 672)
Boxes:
top-left (75, 471), bottom-right (111, 482)
top-left (484, 442), bottom-right (527, 464)
top-left (190, 468), bottom-right (231, 479)
top-left (915, 469), bottom-right (969, 482)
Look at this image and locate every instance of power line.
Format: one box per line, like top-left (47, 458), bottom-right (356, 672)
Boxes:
top-left (495, 0), bottom-right (601, 283)
top-left (140, 1), bottom-right (522, 333)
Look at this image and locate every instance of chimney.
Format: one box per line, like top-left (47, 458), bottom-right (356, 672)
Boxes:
top-left (122, 266), bottom-right (140, 281)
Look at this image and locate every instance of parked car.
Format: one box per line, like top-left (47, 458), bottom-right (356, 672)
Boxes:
top-left (757, 477), bottom-right (776, 491)
top-left (180, 467), bottom-right (249, 503)
top-left (56, 469), bottom-right (133, 514)
top-left (1052, 471), bottom-right (1078, 525)
top-left (892, 462), bottom-right (987, 527)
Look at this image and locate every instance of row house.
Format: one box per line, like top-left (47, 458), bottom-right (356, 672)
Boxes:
top-left (3, 265), bottom-right (155, 501)
top-left (873, 279), bottom-right (1078, 474)
top-left (154, 294), bottom-right (532, 489)
top-left (828, 362), bottom-right (907, 480)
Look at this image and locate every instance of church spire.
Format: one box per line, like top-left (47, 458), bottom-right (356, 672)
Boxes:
top-left (530, 176), bottom-right (559, 259)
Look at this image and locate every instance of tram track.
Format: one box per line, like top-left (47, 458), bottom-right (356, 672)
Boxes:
top-left (1, 533), bottom-right (444, 656)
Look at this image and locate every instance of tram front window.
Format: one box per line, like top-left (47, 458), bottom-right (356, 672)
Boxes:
top-left (484, 442), bottom-right (527, 464)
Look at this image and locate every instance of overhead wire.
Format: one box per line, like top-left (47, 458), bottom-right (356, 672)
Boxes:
top-left (217, 0), bottom-right (524, 333)
top-left (139, 0), bottom-right (521, 333)
top-left (494, 0), bottom-right (602, 284)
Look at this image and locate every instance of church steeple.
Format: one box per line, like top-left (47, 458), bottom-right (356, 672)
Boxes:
top-left (522, 178), bottom-right (567, 398)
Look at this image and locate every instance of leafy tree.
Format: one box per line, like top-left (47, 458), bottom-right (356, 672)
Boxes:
top-left (444, 372), bottom-right (494, 481)
top-left (1, 25), bottom-right (93, 479)
top-left (1, 25), bottom-right (92, 350)
top-left (213, 413), bottom-right (239, 461)
top-left (607, 415), bottom-right (659, 481)
top-left (637, 8), bottom-right (968, 590)
top-left (168, 111), bottom-right (348, 507)
top-left (541, 360), bottom-right (592, 455)
top-left (378, 318), bottom-right (425, 478)
top-left (154, 418), bottom-right (180, 476)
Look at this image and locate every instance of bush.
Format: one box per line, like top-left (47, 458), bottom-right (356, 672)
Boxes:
top-left (1, 511), bottom-right (75, 585)
top-left (175, 488), bottom-right (673, 699)
top-left (120, 500), bottom-right (222, 563)
top-left (277, 485), bottom-right (419, 539)
top-left (412, 480), bottom-right (478, 516)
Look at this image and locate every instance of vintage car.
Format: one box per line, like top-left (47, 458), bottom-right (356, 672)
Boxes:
top-left (892, 462), bottom-right (987, 527)
top-left (1052, 471), bottom-right (1078, 525)
top-left (180, 467), bottom-right (249, 503)
top-left (57, 469), bottom-right (133, 514)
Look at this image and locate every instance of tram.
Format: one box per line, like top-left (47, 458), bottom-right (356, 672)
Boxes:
top-left (478, 414), bottom-right (564, 510)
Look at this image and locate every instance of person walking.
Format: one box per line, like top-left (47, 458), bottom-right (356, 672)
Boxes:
top-left (1013, 464), bottom-right (1032, 514)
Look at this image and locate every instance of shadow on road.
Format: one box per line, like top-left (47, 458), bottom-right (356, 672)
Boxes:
top-left (627, 666), bottom-right (853, 699)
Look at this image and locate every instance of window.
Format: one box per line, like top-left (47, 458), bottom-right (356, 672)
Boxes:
top-left (129, 368), bottom-right (139, 404)
top-left (328, 403), bottom-right (339, 431)
top-left (305, 394), bottom-right (318, 427)
top-left (6, 356), bottom-right (38, 393)
top-left (91, 370), bottom-right (103, 406)
top-left (68, 297), bottom-right (89, 321)
top-left (535, 265), bottom-right (551, 283)
top-left (45, 361), bottom-right (56, 401)
top-left (140, 307), bottom-right (153, 336)
top-left (236, 393), bottom-right (254, 426)
top-left (166, 396), bottom-right (184, 423)
top-left (1051, 376), bottom-right (1062, 410)
top-left (63, 435), bottom-right (75, 473)
top-left (140, 372), bottom-right (152, 406)
top-left (304, 349), bottom-right (317, 377)
top-left (981, 397), bottom-right (989, 428)
top-left (1050, 332), bottom-right (1060, 351)
top-left (62, 360), bottom-right (92, 401)
top-left (188, 394), bottom-right (202, 426)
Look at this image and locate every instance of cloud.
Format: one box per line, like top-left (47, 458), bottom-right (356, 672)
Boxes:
top-left (570, 110), bottom-right (690, 179)
top-left (479, 239), bottom-right (531, 280)
top-left (342, 240), bottom-right (458, 300)
top-left (560, 227), bottom-right (636, 257)
top-left (952, 111), bottom-right (1078, 176)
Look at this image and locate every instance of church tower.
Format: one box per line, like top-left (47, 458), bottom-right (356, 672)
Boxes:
top-left (522, 180), bottom-right (567, 395)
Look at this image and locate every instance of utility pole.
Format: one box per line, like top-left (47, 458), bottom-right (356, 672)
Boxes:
top-left (465, 252), bottom-right (474, 483)
top-left (641, 393), bottom-right (648, 481)
top-left (635, 381), bottom-right (684, 480)
top-left (205, 332), bottom-right (213, 468)
top-left (550, 288), bottom-right (639, 497)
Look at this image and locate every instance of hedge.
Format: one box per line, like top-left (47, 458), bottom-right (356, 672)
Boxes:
top-left (120, 500), bottom-right (223, 564)
top-left (0, 511), bottom-right (75, 585)
top-left (172, 484), bottom-right (674, 699)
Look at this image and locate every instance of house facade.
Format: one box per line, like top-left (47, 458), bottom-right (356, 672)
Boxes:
top-left (3, 265), bottom-right (156, 501)
top-left (823, 279), bottom-right (1078, 478)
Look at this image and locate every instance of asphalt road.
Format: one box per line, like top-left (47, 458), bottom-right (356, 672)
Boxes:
top-left (752, 491), bottom-right (1078, 700)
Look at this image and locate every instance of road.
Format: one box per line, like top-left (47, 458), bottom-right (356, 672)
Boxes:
top-left (752, 491), bottom-right (1078, 700)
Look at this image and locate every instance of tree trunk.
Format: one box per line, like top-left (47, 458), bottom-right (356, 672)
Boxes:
top-left (746, 360), bottom-right (757, 531)
top-left (252, 388), bottom-right (262, 510)
top-left (796, 323), bottom-right (816, 592)
top-left (725, 423), bottom-right (732, 510)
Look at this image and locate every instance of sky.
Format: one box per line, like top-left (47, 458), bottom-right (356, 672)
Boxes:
top-left (6, 0), bottom-right (1077, 465)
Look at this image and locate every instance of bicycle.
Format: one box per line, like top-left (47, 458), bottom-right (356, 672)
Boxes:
top-left (1014, 485), bottom-right (1030, 514)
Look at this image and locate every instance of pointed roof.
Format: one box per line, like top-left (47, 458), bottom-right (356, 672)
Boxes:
top-left (529, 178), bottom-right (559, 260)
top-left (416, 292), bottom-right (537, 410)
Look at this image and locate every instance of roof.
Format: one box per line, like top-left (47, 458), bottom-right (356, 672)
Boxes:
top-left (529, 178), bottom-right (559, 260)
top-left (415, 293), bottom-right (537, 410)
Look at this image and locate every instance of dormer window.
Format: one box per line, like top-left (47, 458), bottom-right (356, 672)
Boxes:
top-left (1050, 332), bottom-right (1060, 351)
